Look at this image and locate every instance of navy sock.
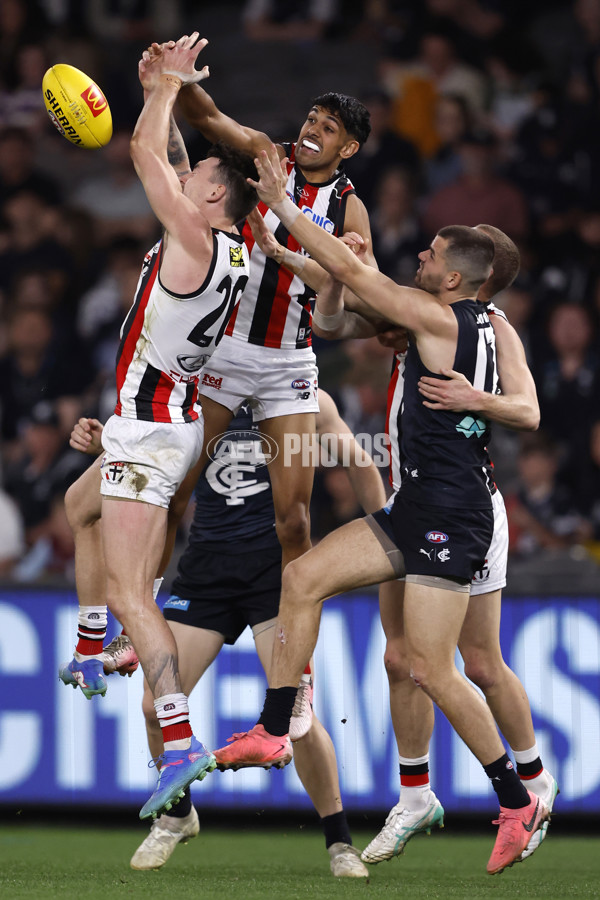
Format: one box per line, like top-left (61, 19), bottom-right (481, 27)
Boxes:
top-left (516, 756), bottom-right (543, 779)
top-left (321, 811), bottom-right (352, 849)
top-left (484, 754), bottom-right (530, 809)
top-left (257, 687), bottom-right (298, 736)
top-left (165, 785), bottom-right (192, 818)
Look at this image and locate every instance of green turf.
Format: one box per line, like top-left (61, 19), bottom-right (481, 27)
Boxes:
top-left (0, 823), bottom-right (597, 900)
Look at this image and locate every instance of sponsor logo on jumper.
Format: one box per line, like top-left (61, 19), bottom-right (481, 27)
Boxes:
top-left (419, 548), bottom-right (433, 560)
top-left (426, 531), bottom-right (448, 544)
top-left (456, 415), bottom-right (486, 438)
top-left (201, 372), bottom-right (222, 390)
top-left (300, 206), bottom-right (335, 232)
top-left (291, 379), bottom-right (311, 390)
top-left (164, 597), bottom-right (190, 610)
top-left (229, 246), bottom-right (245, 267)
top-left (80, 85), bottom-right (108, 117)
top-left (176, 354), bottom-right (208, 374)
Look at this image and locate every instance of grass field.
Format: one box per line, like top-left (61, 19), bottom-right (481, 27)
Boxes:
top-left (0, 822), bottom-right (598, 900)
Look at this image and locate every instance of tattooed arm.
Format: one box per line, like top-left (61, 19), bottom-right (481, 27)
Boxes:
top-left (167, 114), bottom-right (192, 185)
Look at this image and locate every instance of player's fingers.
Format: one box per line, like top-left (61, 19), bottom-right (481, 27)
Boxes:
top-left (421, 400), bottom-right (443, 409)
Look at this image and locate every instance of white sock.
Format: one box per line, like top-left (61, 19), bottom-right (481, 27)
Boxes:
top-left (155, 693), bottom-right (192, 750)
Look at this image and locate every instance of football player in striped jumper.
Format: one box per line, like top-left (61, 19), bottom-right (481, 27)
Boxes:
top-left (59, 40), bottom-right (258, 821)
top-left (140, 33), bottom-right (374, 577)
top-left (212, 146), bottom-right (551, 875)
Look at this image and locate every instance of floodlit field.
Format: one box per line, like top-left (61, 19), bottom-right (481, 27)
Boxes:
top-left (0, 823), bottom-right (598, 900)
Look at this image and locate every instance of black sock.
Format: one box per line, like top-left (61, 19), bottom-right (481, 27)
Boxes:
top-left (257, 687), bottom-right (298, 736)
top-left (321, 811), bottom-right (352, 849)
top-left (165, 786), bottom-right (192, 818)
top-left (484, 754), bottom-right (530, 809)
top-left (516, 756), bottom-right (543, 779)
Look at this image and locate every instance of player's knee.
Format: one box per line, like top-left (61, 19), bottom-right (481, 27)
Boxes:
top-left (281, 558), bottom-right (305, 603)
top-left (384, 640), bottom-right (411, 684)
top-left (275, 502), bottom-right (310, 549)
top-left (463, 651), bottom-right (502, 694)
top-left (64, 479), bottom-right (98, 531)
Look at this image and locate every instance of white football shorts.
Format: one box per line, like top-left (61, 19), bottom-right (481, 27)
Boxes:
top-left (197, 335), bottom-right (319, 421)
top-left (470, 488), bottom-right (508, 596)
top-left (99, 414), bottom-right (204, 508)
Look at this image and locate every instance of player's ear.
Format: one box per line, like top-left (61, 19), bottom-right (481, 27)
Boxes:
top-left (340, 139), bottom-right (359, 160)
top-left (446, 270), bottom-right (462, 290)
top-left (208, 183), bottom-right (226, 203)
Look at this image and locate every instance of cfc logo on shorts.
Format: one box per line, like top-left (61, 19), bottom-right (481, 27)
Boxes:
top-left (229, 246), bottom-right (245, 267)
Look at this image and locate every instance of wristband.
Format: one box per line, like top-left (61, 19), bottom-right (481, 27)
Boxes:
top-left (312, 307), bottom-right (345, 331)
top-left (282, 248), bottom-right (306, 274)
top-left (160, 73), bottom-right (183, 90)
top-left (271, 198), bottom-right (300, 229)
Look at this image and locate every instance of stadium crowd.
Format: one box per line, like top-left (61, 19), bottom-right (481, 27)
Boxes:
top-left (0, 0), bottom-right (599, 587)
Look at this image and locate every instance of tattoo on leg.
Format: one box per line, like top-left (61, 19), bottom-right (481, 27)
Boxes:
top-left (146, 652), bottom-right (180, 696)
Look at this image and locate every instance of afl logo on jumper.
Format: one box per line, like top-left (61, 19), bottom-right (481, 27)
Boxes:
top-left (291, 379), bottom-right (311, 390)
top-left (426, 531), bottom-right (448, 543)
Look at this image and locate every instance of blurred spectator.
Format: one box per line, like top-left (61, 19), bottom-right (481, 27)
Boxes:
top-left (0, 127), bottom-right (61, 206)
top-left (381, 22), bottom-right (487, 157)
top-left (310, 465), bottom-right (364, 541)
top-left (0, 42), bottom-right (50, 133)
top-left (504, 431), bottom-right (588, 559)
top-left (508, 97), bottom-right (592, 245)
top-left (0, 188), bottom-right (72, 312)
top-left (422, 128), bottom-right (529, 240)
top-left (369, 167), bottom-right (427, 285)
top-left (3, 400), bottom-right (85, 581)
top-left (243, 0), bottom-right (339, 42)
top-left (534, 302), bottom-right (599, 490)
top-left (424, 93), bottom-right (471, 192)
top-left (0, 307), bottom-right (93, 456)
top-left (68, 128), bottom-right (158, 246)
top-left (0, 488), bottom-right (25, 576)
top-left (344, 88), bottom-right (420, 211)
top-left (578, 419), bottom-right (600, 553)
top-left (483, 42), bottom-right (538, 147)
top-left (494, 280), bottom-right (536, 364)
top-left (0, 0), bottom-right (48, 91)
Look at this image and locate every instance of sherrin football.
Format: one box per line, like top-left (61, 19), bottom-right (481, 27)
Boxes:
top-left (42, 64), bottom-right (112, 149)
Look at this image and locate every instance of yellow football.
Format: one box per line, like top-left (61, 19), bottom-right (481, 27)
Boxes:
top-left (42, 64), bottom-right (113, 150)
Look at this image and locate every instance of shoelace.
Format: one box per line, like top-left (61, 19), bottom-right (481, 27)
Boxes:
top-left (147, 753), bottom-right (166, 770)
top-left (226, 732), bottom-right (249, 744)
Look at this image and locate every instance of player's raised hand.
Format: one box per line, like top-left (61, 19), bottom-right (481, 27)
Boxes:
top-left (246, 209), bottom-right (284, 262)
top-left (249, 145), bottom-right (288, 207)
top-left (69, 417), bottom-right (104, 456)
top-left (160, 33), bottom-right (210, 85)
top-left (418, 368), bottom-right (477, 410)
top-left (340, 231), bottom-right (366, 257)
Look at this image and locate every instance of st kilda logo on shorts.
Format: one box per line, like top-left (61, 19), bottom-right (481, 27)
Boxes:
top-left (101, 458), bottom-right (126, 484)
